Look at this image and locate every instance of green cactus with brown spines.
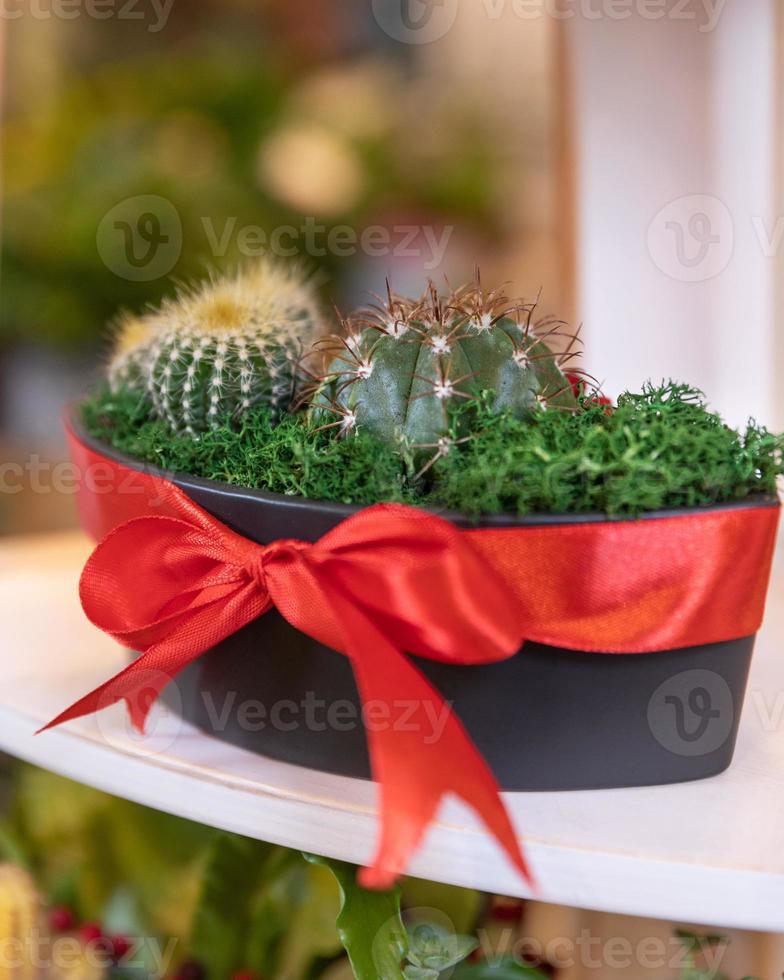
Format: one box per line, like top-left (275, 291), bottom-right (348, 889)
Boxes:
top-left (107, 261), bottom-right (324, 436)
top-left (311, 276), bottom-right (580, 449)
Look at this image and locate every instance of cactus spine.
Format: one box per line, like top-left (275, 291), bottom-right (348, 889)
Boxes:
top-left (313, 276), bottom-right (579, 448)
top-left (108, 261), bottom-right (324, 436)
top-left (108, 311), bottom-right (160, 394)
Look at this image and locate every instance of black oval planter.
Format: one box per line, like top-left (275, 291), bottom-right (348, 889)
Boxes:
top-left (70, 410), bottom-right (776, 791)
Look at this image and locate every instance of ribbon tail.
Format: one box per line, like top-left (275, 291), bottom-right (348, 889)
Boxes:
top-left (38, 644), bottom-right (195, 735)
top-left (322, 585), bottom-right (533, 891)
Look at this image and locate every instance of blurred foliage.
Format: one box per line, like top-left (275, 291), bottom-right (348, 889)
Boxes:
top-left (3, 42), bottom-right (285, 349)
top-left (1, 36), bottom-right (500, 351)
top-left (0, 765), bottom-right (489, 979)
top-left (0, 765), bottom-right (766, 979)
top-left (454, 964), bottom-right (547, 980)
top-left (670, 930), bottom-right (761, 980)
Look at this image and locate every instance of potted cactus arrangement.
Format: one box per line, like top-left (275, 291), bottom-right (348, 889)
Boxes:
top-left (49, 258), bottom-right (782, 888)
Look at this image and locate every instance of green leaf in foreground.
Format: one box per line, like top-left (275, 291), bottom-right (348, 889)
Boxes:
top-left (252, 853), bottom-right (343, 978)
top-left (406, 922), bottom-right (478, 973)
top-left (454, 960), bottom-right (551, 980)
top-left (188, 833), bottom-right (273, 979)
top-left (304, 854), bottom-right (408, 980)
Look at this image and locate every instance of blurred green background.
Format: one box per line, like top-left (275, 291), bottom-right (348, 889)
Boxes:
top-left (1, 0), bottom-right (565, 535)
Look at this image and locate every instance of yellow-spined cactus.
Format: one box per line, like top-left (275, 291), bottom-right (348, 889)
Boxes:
top-left (107, 310), bottom-right (160, 395)
top-left (108, 259), bottom-right (325, 435)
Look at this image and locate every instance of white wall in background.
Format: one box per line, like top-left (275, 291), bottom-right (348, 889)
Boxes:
top-left (418, 0), bottom-right (564, 308)
top-left (565, 1), bottom-right (782, 430)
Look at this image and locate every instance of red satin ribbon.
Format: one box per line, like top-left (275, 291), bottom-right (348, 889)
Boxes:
top-left (45, 425), bottom-right (780, 888)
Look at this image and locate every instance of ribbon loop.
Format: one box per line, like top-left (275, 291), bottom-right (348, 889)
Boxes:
top-left (43, 495), bottom-right (531, 887)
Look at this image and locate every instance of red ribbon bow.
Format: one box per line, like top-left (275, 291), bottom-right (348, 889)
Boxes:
top-left (46, 422), bottom-right (782, 890)
top-left (43, 483), bottom-right (530, 888)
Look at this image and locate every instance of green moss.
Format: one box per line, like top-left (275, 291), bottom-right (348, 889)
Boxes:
top-left (430, 385), bottom-right (783, 516)
top-left (80, 382), bottom-right (782, 518)
top-left (80, 388), bottom-right (413, 507)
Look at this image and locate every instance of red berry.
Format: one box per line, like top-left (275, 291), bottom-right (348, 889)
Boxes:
top-left (175, 961), bottom-right (207, 980)
top-left (49, 905), bottom-right (75, 932)
top-left (566, 373), bottom-right (583, 398)
top-left (590, 394), bottom-right (614, 415)
top-left (567, 372), bottom-right (613, 411)
top-left (112, 935), bottom-right (132, 960)
top-left (490, 899), bottom-right (525, 921)
top-left (231, 972), bottom-right (259, 980)
top-left (78, 922), bottom-right (103, 944)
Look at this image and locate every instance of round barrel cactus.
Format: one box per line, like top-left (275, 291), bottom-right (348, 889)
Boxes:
top-left (107, 261), bottom-right (324, 435)
top-left (313, 277), bottom-right (579, 447)
top-left (107, 311), bottom-right (160, 394)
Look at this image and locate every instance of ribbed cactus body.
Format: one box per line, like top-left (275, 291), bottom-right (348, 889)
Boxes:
top-left (147, 323), bottom-right (304, 435)
top-left (108, 261), bottom-right (323, 436)
top-left (108, 312), bottom-right (159, 394)
top-left (316, 283), bottom-right (577, 447)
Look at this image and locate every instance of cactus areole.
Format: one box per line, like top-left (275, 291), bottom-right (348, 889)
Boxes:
top-left (314, 282), bottom-right (578, 448)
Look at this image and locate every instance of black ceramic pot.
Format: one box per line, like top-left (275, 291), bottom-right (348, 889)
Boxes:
top-left (71, 412), bottom-right (776, 791)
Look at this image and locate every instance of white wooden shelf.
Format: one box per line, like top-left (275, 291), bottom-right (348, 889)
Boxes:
top-left (2, 532), bottom-right (784, 930)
